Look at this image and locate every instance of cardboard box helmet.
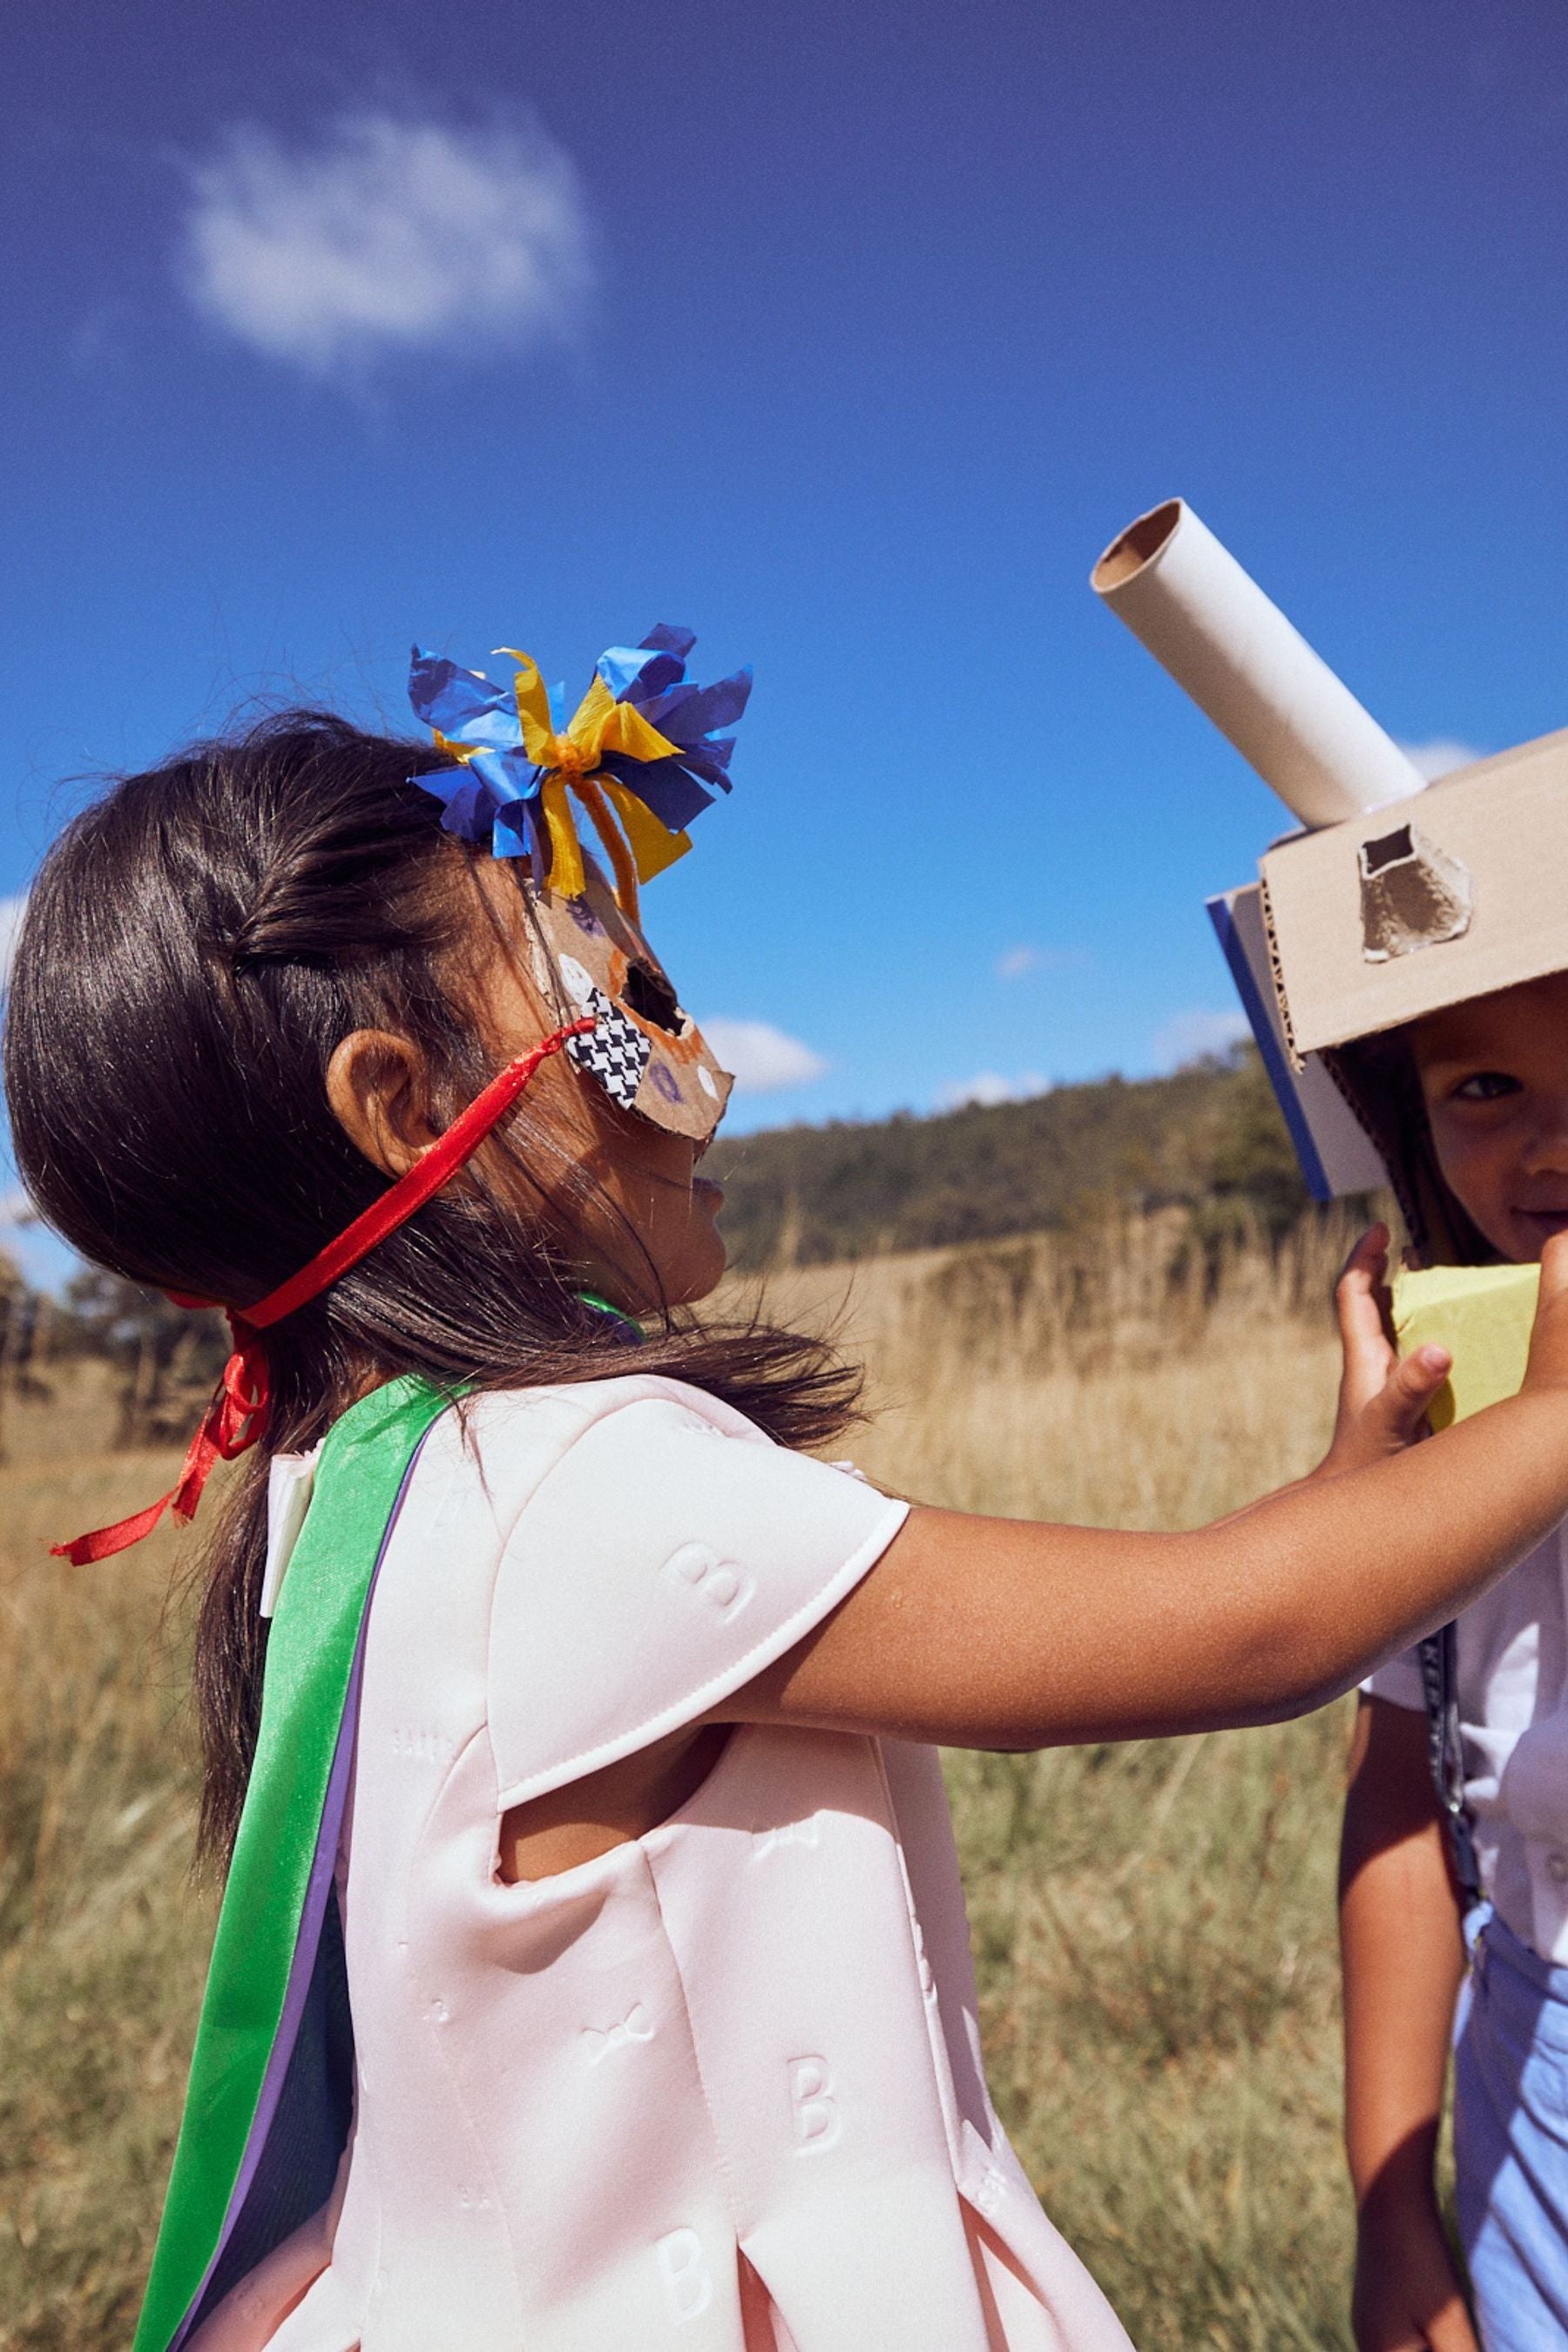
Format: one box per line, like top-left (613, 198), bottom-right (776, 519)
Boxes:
top-left (1092, 499), bottom-right (1568, 1263)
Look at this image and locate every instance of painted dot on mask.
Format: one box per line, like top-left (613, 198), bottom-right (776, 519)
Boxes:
top-left (651, 1063), bottom-right (681, 1104)
top-left (558, 955), bottom-right (594, 1009)
top-left (568, 900), bottom-right (605, 937)
top-left (697, 1065), bottom-right (719, 1099)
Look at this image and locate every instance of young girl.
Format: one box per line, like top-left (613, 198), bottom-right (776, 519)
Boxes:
top-left (1337, 971), bottom-right (1568, 2352)
top-left (15, 628), bottom-right (1568, 2352)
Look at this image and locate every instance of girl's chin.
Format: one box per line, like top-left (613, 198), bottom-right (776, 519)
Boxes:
top-left (674, 1199), bottom-right (729, 1303)
top-left (615, 1204), bottom-right (727, 1314)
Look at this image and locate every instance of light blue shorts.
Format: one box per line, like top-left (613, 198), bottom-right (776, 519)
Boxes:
top-left (1455, 1906), bottom-right (1568, 2349)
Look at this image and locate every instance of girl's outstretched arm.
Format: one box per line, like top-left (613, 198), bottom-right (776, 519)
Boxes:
top-left (727, 1233), bottom-right (1568, 1750)
top-left (1340, 1696), bottom-right (1476, 2352)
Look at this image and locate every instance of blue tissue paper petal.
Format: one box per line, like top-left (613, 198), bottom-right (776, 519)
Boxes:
top-left (490, 801), bottom-right (533, 859)
top-left (611, 647), bottom-right (688, 702)
top-left (634, 668), bottom-right (752, 744)
top-left (598, 751), bottom-right (716, 834)
top-left (411, 763), bottom-right (472, 809)
top-left (438, 778), bottom-right (491, 841)
top-left (601, 625), bottom-right (699, 706)
top-left (678, 748), bottom-right (736, 791)
top-left (408, 648), bottom-right (519, 751)
top-left (596, 645), bottom-right (664, 699)
top-left (462, 745), bottom-right (534, 806)
top-left (639, 623), bottom-right (697, 661)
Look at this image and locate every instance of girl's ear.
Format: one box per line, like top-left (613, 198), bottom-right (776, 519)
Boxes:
top-left (325, 1029), bottom-right (440, 1179)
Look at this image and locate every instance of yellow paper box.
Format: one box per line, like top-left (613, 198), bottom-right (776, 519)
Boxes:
top-left (1390, 1262), bottom-right (1540, 1430)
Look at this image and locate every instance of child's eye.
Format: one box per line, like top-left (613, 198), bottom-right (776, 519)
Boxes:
top-left (1451, 1071), bottom-right (1522, 1101)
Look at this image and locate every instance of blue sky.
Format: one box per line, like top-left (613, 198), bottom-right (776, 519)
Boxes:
top-left (5, 0), bottom-right (1568, 1278)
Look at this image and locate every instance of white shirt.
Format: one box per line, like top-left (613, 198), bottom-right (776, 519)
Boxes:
top-left (194, 1375), bottom-right (1132, 2352)
top-left (1368, 1519), bottom-right (1568, 1959)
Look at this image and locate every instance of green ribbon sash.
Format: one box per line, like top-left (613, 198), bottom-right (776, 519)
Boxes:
top-left (134, 1375), bottom-right (453, 2352)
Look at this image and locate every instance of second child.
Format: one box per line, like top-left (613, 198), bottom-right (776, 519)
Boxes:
top-left (1341, 970), bottom-right (1568, 2352)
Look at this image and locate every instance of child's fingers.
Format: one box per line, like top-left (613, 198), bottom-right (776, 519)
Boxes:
top-left (1374, 1344), bottom-right (1451, 1446)
top-left (1329, 1343), bottom-right (1450, 1469)
top-left (1335, 1224), bottom-right (1396, 1409)
top-left (1335, 1223), bottom-right (1391, 1323)
top-left (1336, 1220), bottom-right (1390, 1292)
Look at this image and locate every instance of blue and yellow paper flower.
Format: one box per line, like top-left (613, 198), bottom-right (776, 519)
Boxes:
top-left (408, 625), bottom-right (750, 912)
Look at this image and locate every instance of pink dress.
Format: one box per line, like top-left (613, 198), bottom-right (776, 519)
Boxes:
top-left (192, 1377), bottom-right (1133, 2350)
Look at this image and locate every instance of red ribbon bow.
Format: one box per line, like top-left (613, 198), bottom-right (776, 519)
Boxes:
top-left (54, 1018), bottom-right (594, 1565)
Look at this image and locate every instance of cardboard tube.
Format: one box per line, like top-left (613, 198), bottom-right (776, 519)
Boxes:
top-left (1092, 499), bottom-right (1424, 829)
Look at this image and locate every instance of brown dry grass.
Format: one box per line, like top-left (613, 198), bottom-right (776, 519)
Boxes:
top-left (3, 1216), bottom-right (1371, 2349)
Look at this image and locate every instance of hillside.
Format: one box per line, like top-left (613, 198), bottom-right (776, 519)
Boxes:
top-left (706, 1046), bottom-right (1328, 1270)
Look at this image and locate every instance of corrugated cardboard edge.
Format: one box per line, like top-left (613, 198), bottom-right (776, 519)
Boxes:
top-left (1256, 867), bottom-right (1301, 1071)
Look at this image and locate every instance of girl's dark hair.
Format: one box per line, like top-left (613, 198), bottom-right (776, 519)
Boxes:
top-left (1328, 1031), bottom-right (1500, 1268)
top-left (4, 713), bottom-right (859, 1867)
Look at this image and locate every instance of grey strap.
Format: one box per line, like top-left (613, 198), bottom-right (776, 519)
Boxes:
top-left (1417, 1622), bottom-right (1483, 1910)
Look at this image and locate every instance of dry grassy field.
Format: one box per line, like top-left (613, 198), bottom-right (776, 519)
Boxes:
top-left (3, 1214), bottom-right (1390, 2349)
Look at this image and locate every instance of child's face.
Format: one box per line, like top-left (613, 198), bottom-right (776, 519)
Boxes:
top-left (469, 868), bottom-right (728, 1312)
top-left (1409, 970), bottom-right (1568, 1262)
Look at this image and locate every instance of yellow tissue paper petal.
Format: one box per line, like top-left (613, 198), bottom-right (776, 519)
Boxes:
top-left (598, 776), bottom-right (691, 882)
top-left (565, 673), bottom-right (617, 754)
top-left (539, 774), bottom-right (585, 901)
top-left (1390, 1262), bottom-right (1540, 1429)
top-left (599, 701), bottom-right (681, 766)
top-left (496, 650), bottom-right (558, 767)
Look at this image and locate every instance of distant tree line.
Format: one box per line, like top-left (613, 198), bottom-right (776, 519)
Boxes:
top-left (0, 1266), bottom-right (229, 1460)
top-left (705, 1044), bottom-right (1327, 1271)
top-left (60, 1272), bottom-right (230, 1446)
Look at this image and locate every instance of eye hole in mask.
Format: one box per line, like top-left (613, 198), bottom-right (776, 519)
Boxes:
top-left (621, 961), bottom-right (686, 1037)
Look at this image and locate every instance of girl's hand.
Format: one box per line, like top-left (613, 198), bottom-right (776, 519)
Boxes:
top-left (1319, 1225), bottom-right (1451, 1478)
top-left (1352, 2204), bottom-right (1477, 2351)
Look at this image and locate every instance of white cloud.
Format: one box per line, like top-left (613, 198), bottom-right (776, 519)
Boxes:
top-left (1399, 737), bottom-right (1486, 782)
top-left (702, 1019), bottom-right (828, 1095)
top-left (0, 894), bottom-right (27, 991)
top-left (179, 111), bottom-right (594, 375)
top-left (936, 1071), bottom-right (1051, 1112)
top-left (1151, 1006), bottom-right (1251, 1071)
top-left (994, 944), bottom-right (1088, 981)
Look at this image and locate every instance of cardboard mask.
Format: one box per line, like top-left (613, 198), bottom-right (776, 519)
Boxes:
top-left (530, 858), bottom-right (733, 1142)
top-left (1092, 499), bottom-right (1568, 1241)
top-left (408, 624), bottom-right (750, 1144)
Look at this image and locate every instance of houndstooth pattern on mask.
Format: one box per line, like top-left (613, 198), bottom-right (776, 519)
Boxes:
top-left (567, 987), bottom-right (652, 1111)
